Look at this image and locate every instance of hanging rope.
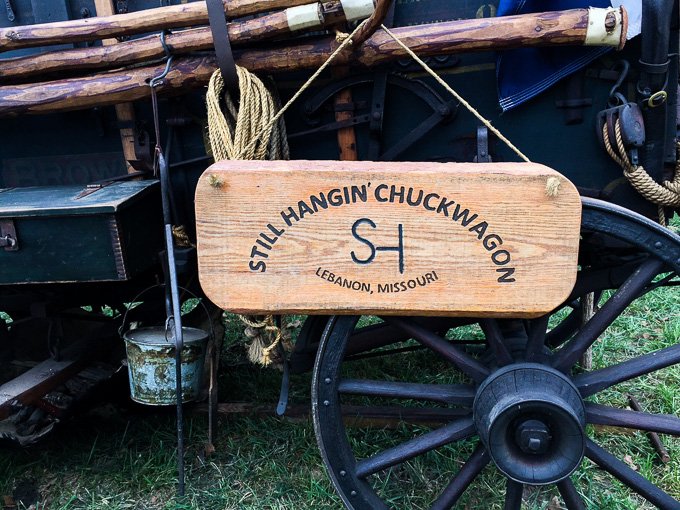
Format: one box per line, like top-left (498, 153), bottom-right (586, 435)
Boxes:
top-left (206, 21), bottom-right (368, 365)
top-left (602, 120), bottom-right (680, 224)
top-left (379, 24), bottom-right (531, 163)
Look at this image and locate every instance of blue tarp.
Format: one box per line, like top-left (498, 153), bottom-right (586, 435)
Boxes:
top-left (497, 0), bottom-right (613, 111)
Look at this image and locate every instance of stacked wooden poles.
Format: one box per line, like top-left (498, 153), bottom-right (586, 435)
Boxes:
top-left (0, 0), bottom-right (315, 51)
top-left (0, 8), bottom-right (628, 117)
top-left (1, 1), bottom-right (350, 82)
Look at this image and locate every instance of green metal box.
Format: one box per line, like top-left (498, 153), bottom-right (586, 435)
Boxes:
top-left (0, 181), bottom-right (163, 285)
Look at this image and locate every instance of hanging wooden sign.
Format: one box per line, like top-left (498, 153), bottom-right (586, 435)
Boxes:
top-left (195, 160), bottom-right (581, 317)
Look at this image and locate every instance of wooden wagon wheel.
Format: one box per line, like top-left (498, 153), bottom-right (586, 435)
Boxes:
top-left (312, 198), bottom-right (680, 509)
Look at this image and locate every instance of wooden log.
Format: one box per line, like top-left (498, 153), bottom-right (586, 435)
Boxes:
top-left (0, 8), bottom-right (626, 117)
top-left (195, 160), bottom-right (582, 317)
top-left (0, 2), bottom-right (350, 83)
top-left (94, 0), bottom-right (139, 175)
top-left (0, 0), bottom-right (316, 53)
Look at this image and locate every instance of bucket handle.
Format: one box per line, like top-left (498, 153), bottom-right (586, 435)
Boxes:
top-left (119, 284), bottom-right (215, 344)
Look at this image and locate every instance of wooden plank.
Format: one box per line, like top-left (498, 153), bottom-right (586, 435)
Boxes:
top-left (94, 0), bottom-right (138, 175)
top-left (195, 161), bottom-right (582, 317)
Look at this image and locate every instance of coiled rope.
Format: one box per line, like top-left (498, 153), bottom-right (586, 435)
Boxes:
top-left (602, 120), bottom-right (680, 224)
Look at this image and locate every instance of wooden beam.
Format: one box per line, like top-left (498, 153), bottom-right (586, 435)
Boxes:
top-left (94, 0), bottom-right (138, 174)
top-left (0, 0), bottom-right (314, 52)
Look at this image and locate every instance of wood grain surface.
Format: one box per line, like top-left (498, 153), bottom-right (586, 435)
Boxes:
top-left (195, 161), bottom-right (582, 317)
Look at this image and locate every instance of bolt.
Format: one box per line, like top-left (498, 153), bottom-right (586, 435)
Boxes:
top-left (351, 491), bottom-right (357, 496)
top-left (654, 241), bottom-right (662, 249)
top-left (515, 419), bottom-right (551, 455)
top-left (80, 7), bottom-right (91, 18)
top-left (604, 12), bottom-right (617, 33)
top-left (340, 470), bottom-right (346, 477)
top-left (324, 377), bottom-right (331, 384)
top-left (323, 400), bottom-right (330, 406)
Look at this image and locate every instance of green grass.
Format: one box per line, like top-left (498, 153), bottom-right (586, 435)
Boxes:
top-left (1, 237), bottom-right (679, 508)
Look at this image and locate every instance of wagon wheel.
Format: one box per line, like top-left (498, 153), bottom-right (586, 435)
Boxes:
top-left (312, 198), bottom-right (680, 509)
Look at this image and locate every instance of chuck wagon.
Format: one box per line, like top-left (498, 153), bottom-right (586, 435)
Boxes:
top-left (1, 0), bottom-right (679, 508)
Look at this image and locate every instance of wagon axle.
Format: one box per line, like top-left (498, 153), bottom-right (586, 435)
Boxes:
top-left (474, 363), bottom-right (585, 485)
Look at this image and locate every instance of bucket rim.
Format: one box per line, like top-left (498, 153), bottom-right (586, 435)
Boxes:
top-left (123, 325), bottom-right (208, 346)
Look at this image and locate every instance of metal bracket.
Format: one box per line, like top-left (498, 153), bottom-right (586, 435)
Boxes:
top-left (473, 126), bottom-right (492, 163)
top-left (0, 219), bottom-right (18, 251)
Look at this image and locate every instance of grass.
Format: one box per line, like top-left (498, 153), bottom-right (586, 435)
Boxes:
top-left (1, 220), bottom-right (679, 509)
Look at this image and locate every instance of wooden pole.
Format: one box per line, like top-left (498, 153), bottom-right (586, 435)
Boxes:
top-left (93, 0), bottom-right (139, 175)
top-left (0, 0), bottom-right (315, 52)
top-left (0, 9), bottom-right (627, 117)
top-left (1, 3), bottom-right (343, 83)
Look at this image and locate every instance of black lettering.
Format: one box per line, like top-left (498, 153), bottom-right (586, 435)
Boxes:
top-left (298, 200), bottom-right (314, 219)
top-left (351, 185), bottom-right (368, 203)
top-left (399, 282), bottom-right (407, 291)
top-left (491, 250), bottom-right (511, 265)
top-left (497, 267), bottom-right (516, 283)
top-left (256, 239), bottom-right (272, 250)
top-left (451, 204), bottom-right (478, 226)
top-left (321, 270), bottom-right (329, 279)
top-left (406, 188), bottom-right (423, 207)
top-left (423, 193), bottom-right (440, 211)
top-left (432, 270), bottom-right (438, 280)
top-left (310, 193), bottom-right (328, 212)
top-left (375, 184), bottom-right (388, 202)
top-left (469, 221), bottom-right (488, 240)
top-left (251, 246), bottom-right (268, 259)
top-left (316, 267), bottom-right (323, 276)
top-left (267, 223), bottom-right (285, 236)
top-left (329, 272), bottom-right (336, 282)
top-left (351, 218), bottom-right (377, 265)
top-left (361, 282), bottom-right (370, 293)
top-left (425, 273), bottom-right (434, 283)
top-left (378, 283), bottom-right (390, 293)
top-left (483, 234), bottom-right (502, 251)
top-left (281, 207), bottom-right (300, 226)
top-left (343, 186), bottom-right (351, 204)
top-left (249, 260), bottom-right (266, 272)
top-left (408, 279), bottom-right (417, 289)
top-left (389, 185), bottom-right (405, 203)
top-left (260, 232), bottom-right (277, 244)
top-left (416, 275), bottom-right (426, 286)
top-left (328, 188), bottom-right (343, 206)
top-left (436, 197), bottom-right (455, 216)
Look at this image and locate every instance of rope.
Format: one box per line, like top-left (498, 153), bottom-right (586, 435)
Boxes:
top-left (234, 19), bottom-right (369, 160)
top-left (206, 20), bottom-right (367, 365)
top-left (379, 24), bottom-right (531, 163)
top-left (602, 120), bottom-right (680, 224)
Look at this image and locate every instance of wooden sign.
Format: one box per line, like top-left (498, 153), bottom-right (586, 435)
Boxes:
top-left (195, 161), bottom-right (581, 317)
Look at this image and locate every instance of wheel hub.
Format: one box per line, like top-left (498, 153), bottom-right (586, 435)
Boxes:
top-left (473, 363), bottom-right (586, 485)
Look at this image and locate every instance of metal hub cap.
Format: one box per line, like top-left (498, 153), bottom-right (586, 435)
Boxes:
top-left (473, 363), bottom-right (586, 485)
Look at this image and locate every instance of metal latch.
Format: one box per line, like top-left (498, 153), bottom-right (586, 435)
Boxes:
top-left (0, 219), bottom-right (19, 251)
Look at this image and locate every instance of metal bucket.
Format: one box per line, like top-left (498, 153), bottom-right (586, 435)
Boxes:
top-left (123, 326), bottom-right (208, 405)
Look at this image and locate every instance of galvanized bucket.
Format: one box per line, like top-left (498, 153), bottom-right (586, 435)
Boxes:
top-left (123, 326), bottom-right (208, 405)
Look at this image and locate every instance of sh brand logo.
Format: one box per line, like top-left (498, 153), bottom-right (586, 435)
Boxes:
top-left (350, 218), bottom-right (404, 274)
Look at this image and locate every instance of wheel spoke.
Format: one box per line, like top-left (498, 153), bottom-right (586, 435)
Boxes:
top-left (339, 379), bottom-right (475, 406)
top-left (586, 403), bottom-right (680, 435)
top-left (585, 439), bottom-right (680, 510)
top-left (385, 317), bottom-right (490, 383)
top-left (557, 478), bottom-right (586, 510)
top-left (552, 258), bottom-right (665, 372)
top-left (574, 343), bottom-right (680, 397)
top-left (503, 479), bottom-right (523, 510)
top-left (480, 319), bottom-right (513, 366)
top-left (430, 444), bottom-right (489, 510)
top-left (525, 314), bottom-right (550, 361)
top-left (355, 417), bottom-right (476, 478)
